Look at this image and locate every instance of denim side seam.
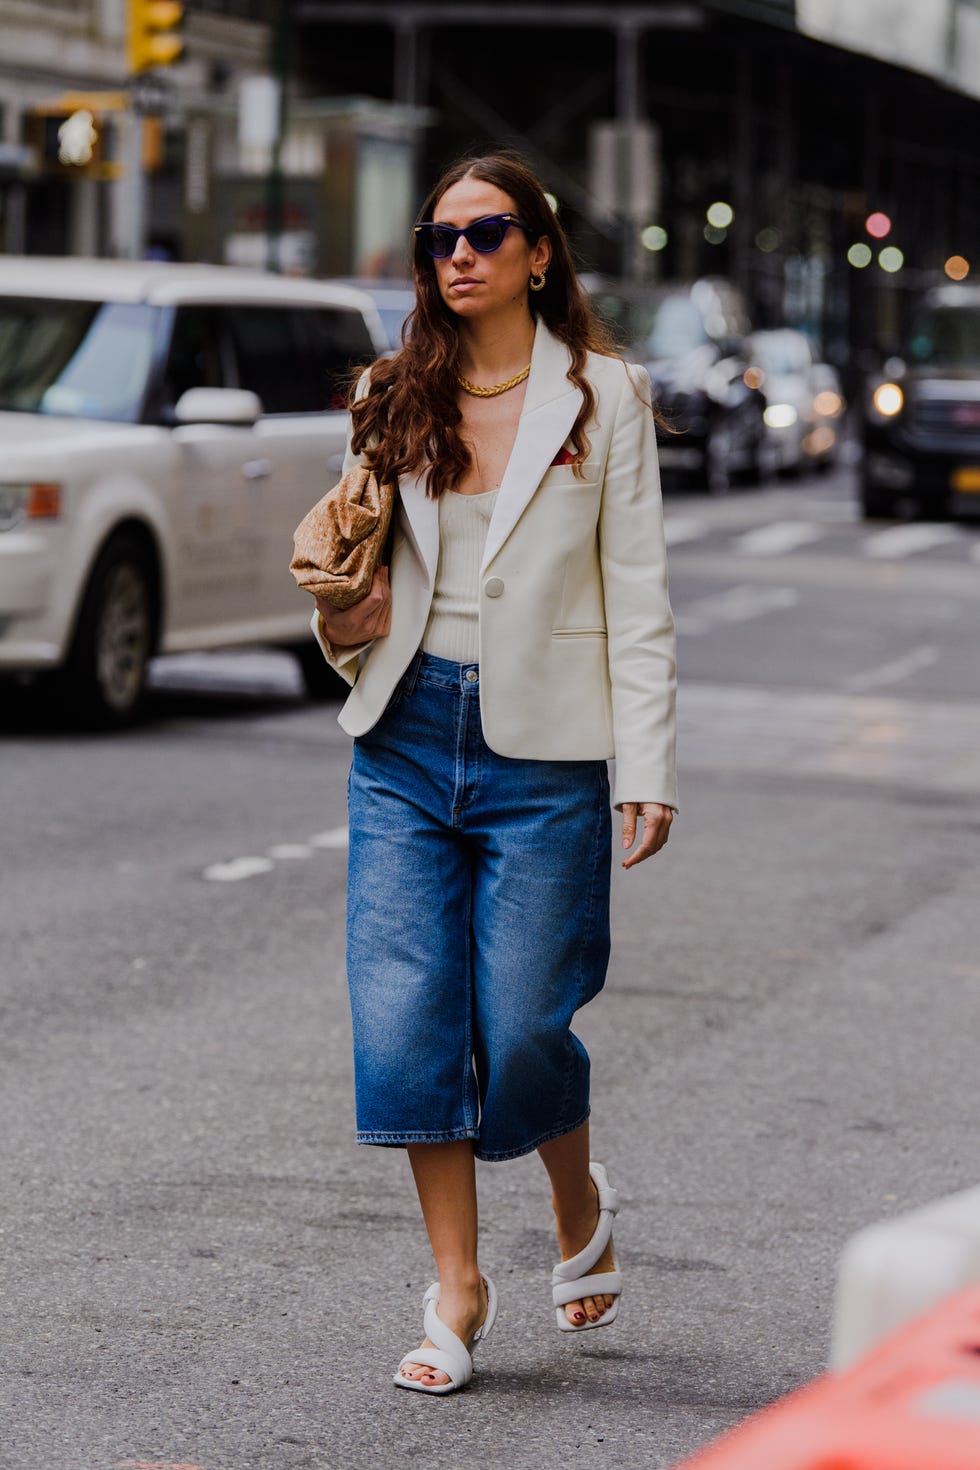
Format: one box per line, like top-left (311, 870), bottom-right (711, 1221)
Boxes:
top-left (460, 846), bottom-right (478, 1134)
top-left (574, 763), bottom-right (610, 1009)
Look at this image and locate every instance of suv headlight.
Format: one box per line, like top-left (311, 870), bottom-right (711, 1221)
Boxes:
top-left (871, 382), bottom-right (904, 419)
top-left (0, 482), bottom-right (62, 532)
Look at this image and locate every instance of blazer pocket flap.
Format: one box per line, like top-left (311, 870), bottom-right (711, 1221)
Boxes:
top-left (551, 626), bottom-right (608, 638)
top-left (543, 461), bottom-right (601, 485)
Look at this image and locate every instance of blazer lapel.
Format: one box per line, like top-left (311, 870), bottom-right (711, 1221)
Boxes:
top-left (397, 470), bottom-right (440, 583)
top-left (481, 321), bottom-right (582, 572)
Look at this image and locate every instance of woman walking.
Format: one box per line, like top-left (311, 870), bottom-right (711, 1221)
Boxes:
top-left (309, 152), bottom-right (677, 1393)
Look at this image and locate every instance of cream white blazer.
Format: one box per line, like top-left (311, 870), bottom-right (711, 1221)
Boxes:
top-left (310, 319), bottom-right (678, 811)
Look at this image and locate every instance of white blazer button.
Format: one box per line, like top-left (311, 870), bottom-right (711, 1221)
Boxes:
top-left (485, 577), bottom-right (504, 598)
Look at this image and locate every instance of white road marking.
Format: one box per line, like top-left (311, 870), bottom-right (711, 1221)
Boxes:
top-left (309, 827), bottom-right (350, 849)
top-left (202, 828), bottom-right (348, 882)
top-left (204, 856), bottom-right (276, 882)
top-left (806, 499), bottom-right (860, 523)
top-left (843, 645), bottom-right (939, 693)
top-left (733, 521), bottom-right (827, 556)
top-left (664, 517), bottom-right (707, 547)
top-left (862, 524), bottom-right (962, 560)
top-left (674, 584), bottom-right (800, 636)
top-left (678, 681), bottom-right (980, 796)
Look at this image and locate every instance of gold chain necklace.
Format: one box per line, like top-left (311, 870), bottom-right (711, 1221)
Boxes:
top-left (457, 363), bottom-right (531, 398)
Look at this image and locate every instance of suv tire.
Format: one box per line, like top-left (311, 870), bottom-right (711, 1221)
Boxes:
top-left (860, 480), bottom-right (898, 520)
top-left (60, 533), bottom-right (156, 728)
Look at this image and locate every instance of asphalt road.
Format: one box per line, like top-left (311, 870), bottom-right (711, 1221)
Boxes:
top-left (3, 463), bottom-right (980, 1470)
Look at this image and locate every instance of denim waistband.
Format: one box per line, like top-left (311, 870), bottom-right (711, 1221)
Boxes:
top-left (402, 650), bottom-right (480, 693)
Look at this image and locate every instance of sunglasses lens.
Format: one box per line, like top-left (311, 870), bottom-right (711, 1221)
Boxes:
top-left (468, 221), bottom-right (505, 252)
top-left (421, 226), bottom-right (455, 258)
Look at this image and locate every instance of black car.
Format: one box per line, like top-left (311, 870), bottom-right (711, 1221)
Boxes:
top-left (587, 277), bottom-right (771, 493)
top-left (862, 283), bottom-right (980, 519)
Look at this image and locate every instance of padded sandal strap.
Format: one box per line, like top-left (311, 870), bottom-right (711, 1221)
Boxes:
top-left (590, 1161), bottom-right (620, 1216)
top-left (395, 1344), bottom-right (471, 1387)
top-left (553, 1269), bottom-right (623, 1309)
top-left (551, 1162), bottom-right (620, 1288)
top-left (395, 1295), bottom-right (473, 1390)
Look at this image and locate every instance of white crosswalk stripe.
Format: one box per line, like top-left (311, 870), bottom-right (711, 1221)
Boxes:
top-left (663, 517), bottom-right (707, 546)
top-left (732, 521), bottom-right (828, 556)
top-left (843, 645), bottom-right (939, 693)
top-left (675, 584), bottom-right (800, 635)
top-left (862, 524), bottom-right (963, 559)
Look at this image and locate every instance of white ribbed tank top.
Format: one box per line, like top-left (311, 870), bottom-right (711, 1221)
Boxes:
top-left (421, 487), bottom-right (499, 664)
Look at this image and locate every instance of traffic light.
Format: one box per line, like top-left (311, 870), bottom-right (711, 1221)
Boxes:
top-left (128, 0), bottom-right (184, 75)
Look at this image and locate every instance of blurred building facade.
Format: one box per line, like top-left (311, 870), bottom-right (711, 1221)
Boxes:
top-left (1, 0), bottom-right (978, 374)
top-left (293, 0), bottom-right (980, 371)
top-left (0, 0), bottom-right (271, 258)
top-left (0, 0), bottom-right (428, 275)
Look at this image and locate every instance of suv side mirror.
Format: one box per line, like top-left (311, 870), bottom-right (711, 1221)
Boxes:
top-left (171, 387), bottom-right (263, 426)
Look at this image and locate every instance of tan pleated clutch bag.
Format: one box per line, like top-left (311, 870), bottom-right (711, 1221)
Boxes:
top-left (289, 466), bottom-right (395, 610)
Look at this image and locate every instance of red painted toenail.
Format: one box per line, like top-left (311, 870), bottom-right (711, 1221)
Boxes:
top-left (574, 1311), bottom-right (585, 1322)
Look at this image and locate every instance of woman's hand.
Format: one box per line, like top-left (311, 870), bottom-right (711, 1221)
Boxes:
top-left (315, 566), bottom-right (391, 649)
top-left (620, 802), bottom-right (673, 869)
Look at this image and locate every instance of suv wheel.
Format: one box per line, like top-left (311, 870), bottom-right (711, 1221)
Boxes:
top-left (61, 534), bottom-right (156, 727)
top-left (860, 480), bottom-right (898, 520)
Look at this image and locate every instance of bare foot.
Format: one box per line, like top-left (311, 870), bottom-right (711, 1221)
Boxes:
top-left (555, 1178), bottom-right (617, 1327)
top-left (399, 1276), bottom-right (489, 1388)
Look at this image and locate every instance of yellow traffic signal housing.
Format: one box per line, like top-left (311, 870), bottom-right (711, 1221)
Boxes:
top-left (128, 0), bottom-right (184, 75)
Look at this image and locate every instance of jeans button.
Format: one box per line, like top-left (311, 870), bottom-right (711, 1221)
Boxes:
top-left (465, 669), bottom-right (479, 683)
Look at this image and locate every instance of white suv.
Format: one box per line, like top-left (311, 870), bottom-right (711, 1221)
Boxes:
top-left (0, 258), bottom-right (388, 724)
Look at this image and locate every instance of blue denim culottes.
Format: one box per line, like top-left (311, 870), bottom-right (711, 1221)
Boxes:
top-left (346, 651), bottom-right (612, 1162)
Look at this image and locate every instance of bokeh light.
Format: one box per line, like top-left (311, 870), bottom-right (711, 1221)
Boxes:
top-left (814, 390), bottom-right (844, 418)
top-left (755, 227), bottom-right (781, 252)
top-left (872, 382), bottom-right (904, 417)
top-left (704, 224), bottom-right (727, 245)
top-left (847, 243), bottom-right (872, 267)
top-left (640, 225), bottom-right (668, 252)
top-left (544, 192), bottom-right (558, 213)
top-left (945, 255), bottom-right (970, 280)
top-left (803, 426), bottom-right (836, 457)
top-left (865, 212), bottom-right (892, 239)
top-left (706, 201), bottom-right (734, 229)
top-left (878, 246), bottom-right (904, 273)
top-left (743, 366), bottom-right (765, 390)
top-left (764, 404), bottom-right (798, 429)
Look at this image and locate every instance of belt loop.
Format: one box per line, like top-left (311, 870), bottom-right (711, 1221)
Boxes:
top-left (403, 649), bottom-right (423, 695)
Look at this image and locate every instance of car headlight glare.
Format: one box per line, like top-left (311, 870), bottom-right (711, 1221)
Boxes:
top-left (0, 481), bottom-right (61, 531)
top-left (763, 403), bottom-right (798, 429)
top-left (872, 382), bottom-right (904, 418)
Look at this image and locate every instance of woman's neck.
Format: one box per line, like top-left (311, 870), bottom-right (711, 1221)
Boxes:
top-left (458, 308), bottom-right (536, 381)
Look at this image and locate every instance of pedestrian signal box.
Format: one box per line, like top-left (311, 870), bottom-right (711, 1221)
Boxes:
top-left (27, 107), bottom-right (108, 177)
top-left (128, 0), bottom-right (184, 75)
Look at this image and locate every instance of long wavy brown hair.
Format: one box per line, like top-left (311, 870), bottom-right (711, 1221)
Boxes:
top-left (349, 151), bottom-right (659, 497)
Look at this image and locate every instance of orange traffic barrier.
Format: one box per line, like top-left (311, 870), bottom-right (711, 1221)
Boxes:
top-left (671, 1286), bottom-right (980, 1470)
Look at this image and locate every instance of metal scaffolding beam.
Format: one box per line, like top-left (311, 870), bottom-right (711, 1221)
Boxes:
top-left (295, 3), bottom-right (705, 27)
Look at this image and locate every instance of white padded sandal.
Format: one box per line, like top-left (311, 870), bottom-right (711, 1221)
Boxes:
top-left (394, 1276), bottom-right (498, 1394)
top-left (552, 1161), bottom-right (622, 1332)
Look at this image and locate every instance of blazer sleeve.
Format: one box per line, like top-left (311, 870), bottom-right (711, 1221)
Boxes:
top-left (598, 362), bottom-right (678, 812)
top-left (307, 368), bottom-right (378, 686)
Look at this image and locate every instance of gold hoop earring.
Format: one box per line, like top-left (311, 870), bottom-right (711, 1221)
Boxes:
top-left (529, 271), bottom-right (547, 292)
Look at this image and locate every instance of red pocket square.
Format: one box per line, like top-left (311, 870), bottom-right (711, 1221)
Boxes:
top-left (551, 445), bottom-right (575, 466)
